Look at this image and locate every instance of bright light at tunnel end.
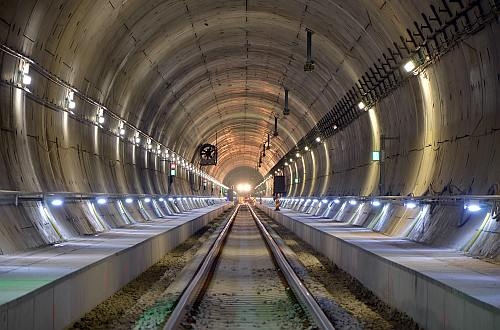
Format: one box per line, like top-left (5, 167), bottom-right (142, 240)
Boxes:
top-left (236, 183), bottom-right (252, 193)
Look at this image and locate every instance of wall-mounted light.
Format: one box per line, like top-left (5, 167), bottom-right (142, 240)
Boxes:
top-left (144, 197), bottom-right (151, 203)
top-left (304, 146), bottom-right (309, 151)
top-left (50, 199), bottom-right (64, 206)
top-left (349, 199), bottom-right (357, 205)
top-left (333, 198), bottom-right (341, 204)
top-left (19, 60), bottom-right (32, 85)
top-left (315, 137), bottom-right (321, 143)
top-left (357, 101), bottom-right (366, 110)
top-left (66, 90), bottom-right (76, 110)
top-left (96, 197), bottom-right (107, 205)
top-left (405, 201), bottom-right (417, 209)
top-left (372, 151), bottom-right (380, 161)
top-left (465, 202), bottom-right (482, 212)
top-left (403, 60), bottom-right (416, 72)
top-left (295, 152), bottom-right (300, 158)
top-left (371, 200), bottom-right (381, 207)
top-left (96, 107), bottom-right (105, 124)
top-left (125, 198), bottom-right (133, 204)
top-left (118, 121), bottom-right (126, 136)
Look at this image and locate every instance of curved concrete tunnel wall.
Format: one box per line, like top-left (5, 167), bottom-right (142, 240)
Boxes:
top-left (279, 21), bottom-right (500, 260)
top-left (0, 1), bottom-right (499, 260)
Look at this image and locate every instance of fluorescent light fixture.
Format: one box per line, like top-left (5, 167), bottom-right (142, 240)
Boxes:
top-left (404, 60), bottom-right (416, 72)
top-left (22, 62), bottom-right (30, 74)
top-left (168, 197), bottom-right (174, 201)
top-left (144, 197), bottom-right (151, 203)
top-left (466, 203), bottom-right (481, 212)
top-left (372, 151), bottom-right (380, 161)
top-left (349, 199), bottom-right (357, 205)
top-left (321, 199), bottom-right (328, 203)
top-left (125, 198), bottom-right (133, 204)
top-left (357, 101), bottom-right (366, 110)
top-left (316, 137), bottom-right (321, 142)
top-left (405, 201), bottom-right (417, 209)
top-left (22, 75), bottom-right (32, 85)
top-left (51, 199), bottom-right (64, 206)
top-left (333, 198), bottom-right (341, 204)
top-left (96, 198), bottom-right (107, 205)
top-left (159, 198), bottom-right (164, 202)
top-left (371, 200), bottom-right (381, 207)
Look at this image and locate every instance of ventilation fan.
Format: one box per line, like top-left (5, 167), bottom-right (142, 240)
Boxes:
top-left (200, 143), bottom-right (218, 165)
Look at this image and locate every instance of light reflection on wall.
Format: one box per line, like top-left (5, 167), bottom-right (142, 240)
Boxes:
top-left (299, 156), bottom-right (306, 196)
top-left (115, 136), bottom-right (120, 161)
top-left (307, 150), bottom-right (316, 196)
top-left (414, 71), bottom-right (437, 196)
top-left (363, 107), bottom-right (380, 195)
top-left (292, 162), bottom-right (299, 196)
top-left (93, 125), bottom-right (99, 154)
top-left (320, 141), bottom-right (330, 196)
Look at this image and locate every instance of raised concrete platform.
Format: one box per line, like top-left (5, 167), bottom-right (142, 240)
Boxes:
top-left (0, 203), bottom-right (231, 330)
top-left (257, 204), bottom-right (500, 330)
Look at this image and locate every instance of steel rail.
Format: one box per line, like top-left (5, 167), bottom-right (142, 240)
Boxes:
top-left (163, 204), bottom-right (240, 330)
top-left (248, 205), bottom-right (335, 330)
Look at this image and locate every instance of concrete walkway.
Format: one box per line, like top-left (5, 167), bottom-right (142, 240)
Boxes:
top-left (0, 203), bottom-right (230, 329)
top-left (258, 205), bottom-right (500, 330)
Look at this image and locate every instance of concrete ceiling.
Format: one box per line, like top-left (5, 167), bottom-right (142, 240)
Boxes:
top-left (0, 0), bottom-right (446, 183)
top-left (0, 0), bottom-right (492, 191)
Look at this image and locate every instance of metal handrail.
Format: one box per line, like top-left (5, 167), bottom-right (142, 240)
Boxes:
top-left (263, 194), bottom-right (500, 205)
top-left (0, 189), bottom-right (226, 203)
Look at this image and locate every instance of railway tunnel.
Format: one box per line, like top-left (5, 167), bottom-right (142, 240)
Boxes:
top-left (0, 0), bottom-right (500, 329)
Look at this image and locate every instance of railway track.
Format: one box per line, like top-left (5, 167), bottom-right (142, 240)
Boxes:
top-left (164, 204), bottom-right (334, 329)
